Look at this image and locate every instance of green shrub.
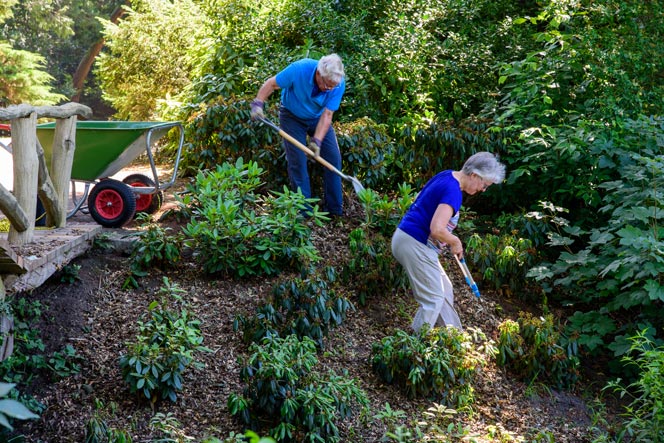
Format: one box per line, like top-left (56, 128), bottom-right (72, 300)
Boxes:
top-left (341, 228), bottom-right (408, 307)
top-left (181, 96), bottom-right (287, 186)
top-left (130, 215), bottom-right (182, 270)
top-left (465, 232), bottom-right (538, 298)
top-left (603, 331), bottom-right (664, 443)
top-left (371, 327), bottom-right (489, 408)
top-left (528, 140), bottom-right (664, 356)
top-left (234, 267), bottom-right (353, 348)
top-left (496, 312), bottom-right (579, 389)
top-left (341, 185), bottom-right (414, 306)
top-left (358, 184), bottom-right (414, 238)
top-left (181, 158), bottom-right (324, 277)
top-left (124, 214), bottom-right (183, 289)
top-left (48, 344), bottom-right (82, 380)
top-left (85, 399), bottom-right (132, 443)
top-left (396, 118), bottom-right (503, 189)
top-left (336, 118), bottom-right (399, 192)
top-left (58, 263), bottom-right (81, 284)
top-left (228, 335), bottom-right (369, 443)
top-left (119, 278), bottom-right (209, 404)
top-left (494, 202), bottom-right (570, 249)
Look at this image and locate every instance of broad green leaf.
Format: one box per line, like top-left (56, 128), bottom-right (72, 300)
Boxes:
top-left (0, 399), bottom-right (39, 420)
top-left (0, 384), bottom-right (15, 398)
top-left (644, 279), bottom-right (664, 302)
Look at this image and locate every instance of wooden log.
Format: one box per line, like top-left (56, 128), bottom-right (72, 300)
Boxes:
top-left (35, 138), bottom-right (65, 227)
top-left (48, 117), bottom-right (77, 227)
top-left (7, 113), bottom-right (38, 246)
top-left (0, 279), bottom-right (14, 361)
top-left (0, 185), bottom-right (29, 232)
top-left (35, 103), bottom-right (93, 120)
top-left (0, 103), bottom-right (92, 121)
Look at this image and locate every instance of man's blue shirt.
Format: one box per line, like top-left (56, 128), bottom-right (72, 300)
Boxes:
top-left (276, 59), bottom-right (345, 120)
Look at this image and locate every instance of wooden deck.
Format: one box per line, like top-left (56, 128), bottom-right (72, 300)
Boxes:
top-left (0, 223), bottom-right (102, 294)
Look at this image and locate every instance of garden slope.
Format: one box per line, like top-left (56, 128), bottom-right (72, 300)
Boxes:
top-left (13, 182), bottom-right (609, 442)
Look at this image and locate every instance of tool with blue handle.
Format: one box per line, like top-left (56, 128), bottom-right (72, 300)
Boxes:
top-left (454, 255), bottom-right (481, 298)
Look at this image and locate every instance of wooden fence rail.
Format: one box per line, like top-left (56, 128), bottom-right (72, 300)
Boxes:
top-left (0, 103), bottom-right (92, 246)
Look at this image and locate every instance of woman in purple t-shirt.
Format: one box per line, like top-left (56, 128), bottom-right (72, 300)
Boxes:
top-left (392, 152), bottom-right (506, 332)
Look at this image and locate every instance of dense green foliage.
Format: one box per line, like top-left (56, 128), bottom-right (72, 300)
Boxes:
top-left (228, 334), bottom-right (369, 442)
top-left (119, 279), bottom-right (209, 404)
top-left (465, 232), bottom-right (538, 298)
top-left (1, 0), bottom-right (122, 104)
top-left (234, 266), bottom-right (353, 348)
top-left (528, 117), bottom-right (664, 356)
top-left (0, 42), bottom-right (64, 106)
top-left (97, 0), bottom-right (206, 119)
top-left (496, 312), bottom-right (580, 389)
top-left (601, 332), bottom-right (664, 442)
top-left (180, 159), bottom-right (324, 277)
top-left (371, 326), bottom-right (489, 408)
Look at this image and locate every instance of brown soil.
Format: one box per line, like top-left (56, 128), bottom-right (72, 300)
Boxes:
top-left (7, 176), bottom-right (619, 443)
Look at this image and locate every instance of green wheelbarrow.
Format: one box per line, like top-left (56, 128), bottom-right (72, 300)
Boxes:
top-left (36, 121), bottom-right (185, 228)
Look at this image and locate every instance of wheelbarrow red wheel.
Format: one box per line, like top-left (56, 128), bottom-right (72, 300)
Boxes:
top-left (88, 179), bottom-right (136, 228)
top-left (122, 173), bottom-right (163, 215)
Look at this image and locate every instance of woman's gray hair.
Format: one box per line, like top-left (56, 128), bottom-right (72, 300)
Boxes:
top-left (318, 54), bottom-right (345, 84)
top-left (462, 151), bottom-right (506, 184)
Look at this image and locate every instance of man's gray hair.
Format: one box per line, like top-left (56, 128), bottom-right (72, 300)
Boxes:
top-left (318, 54), bottom-right (345, 84)
top-left (462, 151), bottom-right (506, 184)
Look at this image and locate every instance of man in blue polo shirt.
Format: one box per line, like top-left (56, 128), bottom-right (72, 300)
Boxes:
top-left (251, 54), bottom-right (346, 216)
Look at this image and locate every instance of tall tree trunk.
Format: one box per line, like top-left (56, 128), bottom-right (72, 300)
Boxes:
top-left (70, 3), bottom-right (128, 103)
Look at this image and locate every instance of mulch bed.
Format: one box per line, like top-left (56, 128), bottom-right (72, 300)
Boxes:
top-left (7, 180), bottom-right (619, 442)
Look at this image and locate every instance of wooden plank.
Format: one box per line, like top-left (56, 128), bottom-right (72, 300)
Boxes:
top-left (0, 238), bottom-right (24, 274)
top-left (0, 223), bottom-right (102, 294)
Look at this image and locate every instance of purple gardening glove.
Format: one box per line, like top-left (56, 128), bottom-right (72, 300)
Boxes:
top-left (308, 137), bottom-right (321, 158)
top-left (250, 99), bottom-right (264, 120)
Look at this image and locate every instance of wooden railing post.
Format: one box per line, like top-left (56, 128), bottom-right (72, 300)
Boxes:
top-left (0, 103), bottom-right (92, 245)
top-left (7, 113), bottom-right (38, 246)
top-left (49, 116), bottom-right (78, 227)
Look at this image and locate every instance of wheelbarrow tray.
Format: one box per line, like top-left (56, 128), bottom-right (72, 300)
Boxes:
top-left (35, 121), bottom-right (185, 226)
top-left (36, 121), bottom-right (181, 183)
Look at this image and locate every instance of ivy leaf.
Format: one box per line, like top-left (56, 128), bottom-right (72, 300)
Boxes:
top-left (526, 266), bottom-right (553, 280)
top-left (578, 334), bottom-right (604, 351)
top-left (644, 279), bottom-right (664, 302)
top-left (616, 225), bottom-right (643, 245)
top-left (548, 233), bottom-right (575, 247)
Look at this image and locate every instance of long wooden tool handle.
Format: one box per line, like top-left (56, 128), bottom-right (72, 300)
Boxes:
top-left (276, 127), bottom-right (344, 176)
